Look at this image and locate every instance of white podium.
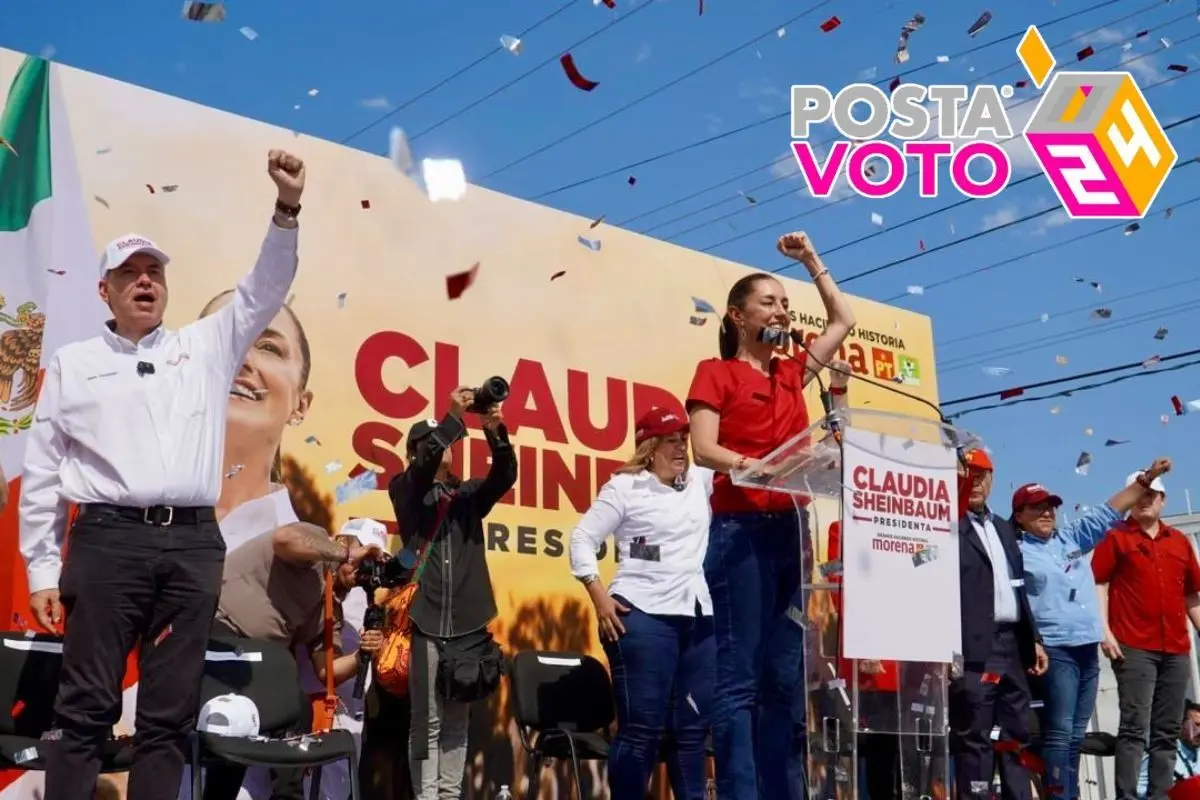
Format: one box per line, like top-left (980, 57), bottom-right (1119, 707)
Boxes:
top-left (732, 408), bottom-right (982, 799)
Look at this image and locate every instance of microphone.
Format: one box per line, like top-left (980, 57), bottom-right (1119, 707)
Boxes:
top-left (136, 361), bottom-right (155, 377)
top-left (783, 329), bottom-right (967, 467)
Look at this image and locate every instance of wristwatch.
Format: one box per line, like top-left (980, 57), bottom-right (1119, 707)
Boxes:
top-left (275, 199), bottom-right (301, 218)
top-left (579, 574), bottom-right (600, 586)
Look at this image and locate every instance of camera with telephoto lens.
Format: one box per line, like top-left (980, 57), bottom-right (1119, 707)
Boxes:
top-left (466, 376), bottom-right (510, 414)
top-left (354, 549), bottom-right (412, 592)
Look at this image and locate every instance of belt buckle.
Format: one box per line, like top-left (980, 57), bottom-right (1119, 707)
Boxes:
top-left (144, 506), bottom-right (174, 527)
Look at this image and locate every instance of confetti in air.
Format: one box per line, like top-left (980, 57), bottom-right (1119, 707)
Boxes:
top-left (560, 53), bottom-right (599, 91)
top-left (182, 1), bottom-right (226, 22)
top-left (446, 262), bottom-right (480, 300)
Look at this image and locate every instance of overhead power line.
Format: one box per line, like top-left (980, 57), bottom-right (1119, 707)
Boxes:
top-left (338, 0), bottom-right (577, 146)
top-left (528, 0), bottom-right (1132, 201)
top-left (480, 0), bottom-right (837, 181)
top-left (652, 3), bottom-right (1187, 242)
top-left (943, 349), bottom-right (1200, 418)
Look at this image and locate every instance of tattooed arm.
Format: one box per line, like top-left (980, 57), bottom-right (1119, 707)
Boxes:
top-left (272, 522), bottom-right (357, 566)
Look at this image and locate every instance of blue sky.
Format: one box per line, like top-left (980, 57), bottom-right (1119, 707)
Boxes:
top-left (4, 0), bottom-right (1200, 520)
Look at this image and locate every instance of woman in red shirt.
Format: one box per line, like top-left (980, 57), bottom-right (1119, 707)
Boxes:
top-left (686, 232), bottom-right (856, 800)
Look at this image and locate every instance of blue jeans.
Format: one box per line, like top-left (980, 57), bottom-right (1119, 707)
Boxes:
top-left (603, 597), bottom-right (716, 800)
top-left (706, 510), bottom-right (807, 800)
top-left (1041, 644), bottom-right (1101, 800)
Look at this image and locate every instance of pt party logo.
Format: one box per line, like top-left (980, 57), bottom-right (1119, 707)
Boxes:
top-left (788, 25), bottom-right (1176, 219)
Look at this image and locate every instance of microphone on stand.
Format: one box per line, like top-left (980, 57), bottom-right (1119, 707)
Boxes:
top-left (757, 327), bottom-right (841, 438)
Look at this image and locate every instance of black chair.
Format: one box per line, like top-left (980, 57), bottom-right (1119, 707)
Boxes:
top-left (190, 637), bottom-right (360, 800)
top-left (0, 631), bottom-right (133, 771)
top-left (510, 650), bottom-right (615, 800)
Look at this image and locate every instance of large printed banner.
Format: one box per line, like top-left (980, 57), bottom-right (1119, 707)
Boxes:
top-left (840, 427), bottom-right (961, 662)
top-left (0, 48), bottom-right (943, 799)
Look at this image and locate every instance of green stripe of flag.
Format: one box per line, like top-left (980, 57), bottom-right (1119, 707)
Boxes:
top-left (0, 57), bottom-right (52, 232)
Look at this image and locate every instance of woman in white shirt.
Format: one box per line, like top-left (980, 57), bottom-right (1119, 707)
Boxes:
top-left (569, 407), bottom-right (715, 800)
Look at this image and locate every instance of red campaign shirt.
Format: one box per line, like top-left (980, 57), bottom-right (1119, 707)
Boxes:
top-left (686, 355), bottom-right (810, 514)
top-left (829, 522), bottom-right (900, 692)
top-left (1091, 518), bottom-right (1200, 655)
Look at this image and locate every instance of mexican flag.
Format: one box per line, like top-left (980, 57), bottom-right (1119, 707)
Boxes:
top-left (0, 52), bottom-right (107, 797)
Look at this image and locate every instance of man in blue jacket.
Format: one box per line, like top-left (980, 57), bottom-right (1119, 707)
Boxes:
top-left (951, 448), bottom-right (1048, 800)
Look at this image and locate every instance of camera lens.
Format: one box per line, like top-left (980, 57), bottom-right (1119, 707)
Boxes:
top-left (479, 377), bottom-right (510, 405)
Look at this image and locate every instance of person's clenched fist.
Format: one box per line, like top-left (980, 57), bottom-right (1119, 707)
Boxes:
top-left (268, 150), bottom-right (306, 204)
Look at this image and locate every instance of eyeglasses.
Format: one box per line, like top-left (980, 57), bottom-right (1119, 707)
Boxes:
top-left (1026, 504), bottom-right (1057, 516)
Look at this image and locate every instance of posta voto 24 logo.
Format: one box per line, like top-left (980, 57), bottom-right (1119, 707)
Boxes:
top-left (788, 25), bottom-right (1177, 219)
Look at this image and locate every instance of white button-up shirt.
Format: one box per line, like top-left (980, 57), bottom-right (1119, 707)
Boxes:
top-left (569, 467), bottom-right (714, 616)
top-left (970, 508), bottom-right (1020, 624)
top-left (18, 221), bottom-right (298, 594)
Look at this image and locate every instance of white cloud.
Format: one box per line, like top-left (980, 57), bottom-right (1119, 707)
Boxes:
top-left (635, 43), bottom-right (652, 64)
top-left (1117, 49), bottom-right (1162, 83)
top-left (982, 205), bottom-right (1019, 230)
top-left (1031, 208), bottom-right (1071, 235)
top-left (359, 96), bottom-right (391, 110)
top-left (1085, 27), bottom-right (1126, 46)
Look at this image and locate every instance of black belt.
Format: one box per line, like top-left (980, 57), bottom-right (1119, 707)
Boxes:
top-left (81, 503), bottom-right (216, 527)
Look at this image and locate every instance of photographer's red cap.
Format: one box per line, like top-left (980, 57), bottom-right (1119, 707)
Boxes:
top-left (635, 408), bottom-right (688, 445)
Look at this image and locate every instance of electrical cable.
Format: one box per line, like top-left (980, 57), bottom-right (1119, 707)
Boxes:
top-left (650, 3), bottom-right (1186, 241)
top-left (480, 0), bottom-right (837, 180)
top-left (337, 0), bottom-right (578, 146)
top-left (701, 37), bottom-right (1200, 261)
top-left (409, 1), bottom-right (658, 142)
top-left (882, 195), bottom-right (1200, 304)
top-left (936, 274), bottom-right (1200, 350)
top-left (529, 0), bottom-right (1134, 201)
top-left (939, 295), bottom-right (1200, 373)
top-left (615, 0), bottom-right (1167, 230)
top-left (942, 348), bottom-right (1200, 413)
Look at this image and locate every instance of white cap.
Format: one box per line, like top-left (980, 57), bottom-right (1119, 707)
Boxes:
top-left (1127, 471), bottom-right (1167, 494)
top-left (338, 517), bottom-right (388, 552)
top-left (197, 694), bottom-right (260, 738)
top-left (98, 233), bottom-right (170, 277)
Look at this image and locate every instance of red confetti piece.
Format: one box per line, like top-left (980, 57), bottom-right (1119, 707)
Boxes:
top-left (1168, 64), bottom-right (1189, 73)
top-left (1076, 46), bottom-right (1095, 61)
top-left (1172, 395), bottom-right (1185, 415)
top-left (1000, 387), bottom-right (1025, 400)
top-left (820, 15), bottom-right (841, 32)
top-left (146, 184), bottom-right (155, 194)
top-left (601, 0), bottom-right (614, 6)
top-left (918, 239), bottom-right (926, 251)
top-left (446, 262), bottom-right (480, 300)
top-left (560, 53), bottom-right (599, 92)
top-left (1136, 29), bottom-right (1149, 38)
top-left (981, 671), bottom-right (1002, 684)
top-left (153, 624), bottom-right (173, 646)
top-left (11, 700), bottom-right (25, 718)
top-left (550, 270), bottom-right (566, 281)
top-left (361, 199), bottom-right (370, 209)
top-left (889, 77), bottom-right (901, 92)
top-left (348, 464), bottom-right (369, 479)
top-left (1014, 80), bottom-right (1028, 88)
top-left (627, 176), bottom-right (637, 186)
top-left (1018, 748), bottom-right (1046, 774)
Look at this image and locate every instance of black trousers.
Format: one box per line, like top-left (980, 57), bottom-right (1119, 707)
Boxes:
top-left (949, 626), bottom-right (1034, 800)
top-left (200, 621), bottom-right (311, 800)
top-left (45, 508), bottom-right (225, 800)
top-left (361, 681), bottom-right (414, 800)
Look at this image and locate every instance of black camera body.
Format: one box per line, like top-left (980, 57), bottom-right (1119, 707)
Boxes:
top-left (466, 376), bottom-right (510, 414)
top-left (354, 552), bottom-right (410, 593)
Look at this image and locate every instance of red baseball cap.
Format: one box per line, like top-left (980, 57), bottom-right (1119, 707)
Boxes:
top-left (634, 407), bottom-right (688, 445)
top-left (963, 448), bottom-right (994, 472)
top-left (1011, 483), bottom-right (1063, 512)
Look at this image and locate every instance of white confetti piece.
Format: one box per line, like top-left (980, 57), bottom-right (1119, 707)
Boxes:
top-left (982, 366), bottom-right (1011, 377)
top-left (500, 34), bottom-right (522, 54)
top-left (1161, 414), bottom-right (1170, 425)
top-left (307, 88), bottom-right (319, 97)
top-left (906, 285), bottom-right (924, 295)
top-left (239, 26), bottom-right (258, 40)
top-left (1084, 427), bottom-right (1093, 436)
top-left (423, 158), bottom-right (467, 202)
top-left (870, 212), bottom-right (884, 226)
top-left (1055, 355), bottom-right (1068, 365)
top-left (777, 27), bottom-right (787, 38)
top-left (337, 292), bottom-right (347, 309)
top-left (577, 235), bottom-right (602, 251)
top-left (1161, 36), bottom-right (1173, 48)
top-left (389, 127), bottom-right (414, 174)
top-left (936, 54), bottom-right (950, 63)
top-left (1050, 406), bottom-right (1061, 414)
top-left (1075, 452), bottom-right (1092, 475)
top-left (305, 435), bottom-right (322, 446)
top-left (324, 460), bottom-right (343, 475)
top-left (182, 1), bottom-right (226, 22)
top-left (1040, 313), bottom-right (1050, 323)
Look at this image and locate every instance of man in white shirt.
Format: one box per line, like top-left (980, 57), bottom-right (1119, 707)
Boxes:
top-left (17, 149), bottom-right (306, 800)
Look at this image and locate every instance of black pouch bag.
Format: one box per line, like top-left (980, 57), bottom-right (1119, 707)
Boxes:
top-left (435, 630), bottom-right (506, 703)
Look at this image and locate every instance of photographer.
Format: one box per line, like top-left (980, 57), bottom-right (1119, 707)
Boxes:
top-left (202, 522), bottom-right (385, 800)
top-left (386, 387), bottom-right (516, 800)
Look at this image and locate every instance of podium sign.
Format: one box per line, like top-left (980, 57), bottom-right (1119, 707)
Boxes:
top-left (840, 426), bottom-right (963, 662)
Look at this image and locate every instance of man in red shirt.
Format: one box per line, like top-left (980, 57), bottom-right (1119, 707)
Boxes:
top-left (1092, 470), bottom-right (1200, 800)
